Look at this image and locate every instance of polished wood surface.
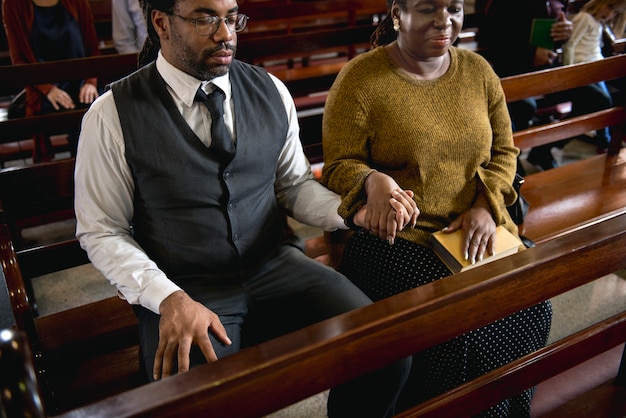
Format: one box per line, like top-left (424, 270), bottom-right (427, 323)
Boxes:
top-left (500, 54), bottom-right (626, 103)
top-left (0, 158), bottom-right (76, 249)
top-left (51, 214), bottom-right (626, 418)
top-left (396, 314), bottom-right (626, 417)
top-left (520, 148), bottom-right (626, 243)
top-left (0, 222), bottom-right (145, 414)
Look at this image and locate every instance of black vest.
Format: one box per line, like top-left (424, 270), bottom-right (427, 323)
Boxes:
top-left (111, 61), bottom-right (288, 279)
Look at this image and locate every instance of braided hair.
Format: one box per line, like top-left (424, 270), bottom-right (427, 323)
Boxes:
top-left (371, 0), bottom-right (408, 47)
top-left (138, 0), bottom-right (177, 67)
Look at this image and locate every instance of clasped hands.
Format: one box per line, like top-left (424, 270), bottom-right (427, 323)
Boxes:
top-left (46, 83), bottom-right (99, 111)
top-left (351, 171), bottom-right (419, 244)
top-left (352, 171), bottom-right (496, 264)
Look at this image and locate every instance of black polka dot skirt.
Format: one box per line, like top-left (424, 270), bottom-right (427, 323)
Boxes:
top-left (340, 231), bottom-right (552, 417)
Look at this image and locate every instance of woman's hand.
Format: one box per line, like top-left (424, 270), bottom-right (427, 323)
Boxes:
top-left (79, 83), bottom-right (99, 105)
top-left (46, 85), bottom-right (75, 110)
top-left (444, 192), bottom-right (496, 264)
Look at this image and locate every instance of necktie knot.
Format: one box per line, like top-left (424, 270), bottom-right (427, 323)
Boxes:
top-left (195, 86), bottom-right (234, 158)
top-left (195, 86), bottom-right (225, 121)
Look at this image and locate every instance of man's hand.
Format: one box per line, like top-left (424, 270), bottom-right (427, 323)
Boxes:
top-left (534, 47), bottom-right (558, 67)
top-left (153, 290), bottom-right (232, 380)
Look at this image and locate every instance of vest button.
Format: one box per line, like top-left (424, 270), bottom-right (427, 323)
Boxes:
top-left (227, 203), bottom-right (235, 211)
top-left (233, 233), bottom-right (240, 242)
top-left (223, 172), bottom-right (232, 180)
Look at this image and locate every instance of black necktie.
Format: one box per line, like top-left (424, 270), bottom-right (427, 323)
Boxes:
top-left (195, 86), bottom-right (235, 158)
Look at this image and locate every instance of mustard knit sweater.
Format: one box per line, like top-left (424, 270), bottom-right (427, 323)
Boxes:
top-left (321, 46), bottom-right (519, 247)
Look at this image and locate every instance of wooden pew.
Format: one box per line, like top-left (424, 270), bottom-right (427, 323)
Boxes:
top-left (25, 213), bottom-right (623, 418)
top-left (500, 54), bottom-right (626, 244)
top-left (0, 158), bottom-right (76, 250)
top-left (0, 220), bottom-right (146, 414)
top-left (0, 21), bottom-right (375, 165)
top-left (0, 54), bottom-right (139, 165)
top-left (0, 152), bottom-right (339, 412)
top-left (0, 157), bottom-right (79, 312)
top-left (0, 328), bottom-right (46, 417)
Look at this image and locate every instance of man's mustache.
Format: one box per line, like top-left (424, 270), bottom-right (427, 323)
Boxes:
top-left (207, 43), bottom-right (236, 55)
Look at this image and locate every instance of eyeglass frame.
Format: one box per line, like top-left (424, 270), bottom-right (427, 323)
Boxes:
top-left (169, 13), bottom-right (249, 36)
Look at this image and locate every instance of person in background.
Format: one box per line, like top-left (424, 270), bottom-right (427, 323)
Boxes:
top-left (477, 0), bottom-right (573, 171)
top-left (2, 0), bottom-right (101, 161)
top-left (321, 0), bottom-right (552, 415)
top-left (74, 0), bottom-right (414, 416)
top-left (112, 0), bottom-right (147, 54)
top-left (562, 0), bottom-right (626, 152)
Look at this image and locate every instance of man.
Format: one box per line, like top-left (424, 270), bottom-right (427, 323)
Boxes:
top-left (112, 0), bottom-right (148, 54)
top-left (477, 0), bottom-right (573, 171)
top-left (74, 0), bottom-right (414, 416)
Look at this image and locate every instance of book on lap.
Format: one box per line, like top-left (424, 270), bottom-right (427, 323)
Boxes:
top-left (530, 18), bottom-right (557, 50)
top-left (430, 225), bottom-right (524, 274)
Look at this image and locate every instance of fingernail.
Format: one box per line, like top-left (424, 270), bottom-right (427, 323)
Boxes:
top-left (464, 251), bottom-right (469, 260)
top-left (388, 237), bottom-right (394, 245)
top-left (153, 374), bottom-right (159, 381)
top-left (479, 254), bottom-right (483, 262)
top-left (471, 258), bottom-right (476, 265)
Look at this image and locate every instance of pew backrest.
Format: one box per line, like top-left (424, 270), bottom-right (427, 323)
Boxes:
top-left (501, 54), bottom-right (626, 154)
top-left (0, 158), bottom-right (76, 249)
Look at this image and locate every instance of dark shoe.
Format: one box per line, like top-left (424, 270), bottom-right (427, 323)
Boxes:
top-left (527, 149), bottom-right (558, 171)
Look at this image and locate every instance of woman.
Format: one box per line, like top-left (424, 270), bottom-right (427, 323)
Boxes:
top-left (321, 0), bottom-right (552, 416)
top-left (562, 0), bottom-right (626, 152)
top-left (2, 0), bottom-right (101, 161)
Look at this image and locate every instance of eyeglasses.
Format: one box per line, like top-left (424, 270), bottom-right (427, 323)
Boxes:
top-left (170, 13), bottom-right (249, 36)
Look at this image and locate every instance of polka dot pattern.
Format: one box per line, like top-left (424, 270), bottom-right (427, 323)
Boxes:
top-left (341, 231), bottom-right (552, 417)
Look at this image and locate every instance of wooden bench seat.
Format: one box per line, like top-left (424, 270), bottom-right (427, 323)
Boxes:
top-left (499, 54), bottom-right (626, 244)
top-left (520, 147), bottom-right (626, 244)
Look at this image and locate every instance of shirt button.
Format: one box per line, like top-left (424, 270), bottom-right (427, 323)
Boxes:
top-left (227, 203), bottom-right (234, 211)
top-left (223, 172), bottom-right (232, 180)
top-left (233, 233), bottom-right (240, 242)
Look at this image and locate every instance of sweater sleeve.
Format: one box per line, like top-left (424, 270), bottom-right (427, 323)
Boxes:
top-left (321, 61), bottom-right (376, 221)
top-left (562, 12), bottom-right (594, 65)
top-left (476, 66), bottom-right (519, 226)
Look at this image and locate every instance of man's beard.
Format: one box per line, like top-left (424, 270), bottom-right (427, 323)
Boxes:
top-left (171, 33), bottom-right (236, 80)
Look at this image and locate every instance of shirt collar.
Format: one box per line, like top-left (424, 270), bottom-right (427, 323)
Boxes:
top-left (155, 51), bottom-right (231, 106)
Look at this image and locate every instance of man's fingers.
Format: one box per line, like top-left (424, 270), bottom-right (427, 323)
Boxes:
top-left (177, 338), bottom-right (192, 374)
top-left (160, 339), bottom-right (178, 378)
top-left (153, 342), bottom-right (165, 381)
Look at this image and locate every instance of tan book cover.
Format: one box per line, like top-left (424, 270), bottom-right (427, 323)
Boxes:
top-left (430, 225), bottom-right (524, 274)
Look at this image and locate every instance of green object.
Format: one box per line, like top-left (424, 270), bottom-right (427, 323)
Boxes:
top-left (530, 18), bottom-right (557, 50)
